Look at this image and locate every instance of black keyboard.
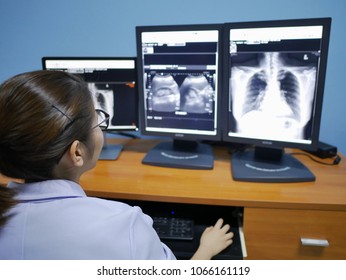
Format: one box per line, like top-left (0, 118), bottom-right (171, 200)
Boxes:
top-left (152, 217), bottom-right (194, 240)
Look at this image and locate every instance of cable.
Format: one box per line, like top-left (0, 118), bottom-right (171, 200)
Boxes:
top-left (290, 152), bottom-right (342, 166)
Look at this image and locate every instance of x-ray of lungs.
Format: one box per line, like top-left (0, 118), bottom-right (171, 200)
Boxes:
top-left (148, 74), bottom-right (180, 112)
top-left (180, 75), bottom-right (214, 114)
top-left (230, 52), bottom-right (317, 140)
top-left (88, 83), bottom-right (115, 121)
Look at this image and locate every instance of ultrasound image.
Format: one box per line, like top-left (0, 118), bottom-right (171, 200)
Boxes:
top-left (148, 74), bottom-right (180, 112)
top-left (180, 75), bottom-right (214, 113)
top-left (147, 73), bottom-right (215, 114)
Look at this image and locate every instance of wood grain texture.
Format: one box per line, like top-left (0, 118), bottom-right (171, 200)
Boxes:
top-left (77, 139), bottom-right (346, 211)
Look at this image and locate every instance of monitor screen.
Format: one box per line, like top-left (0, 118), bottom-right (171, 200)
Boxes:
top-left (136, 24), bottom-right (222, 169)
top-left (222, 18), bottom-right (331, 182)
top-left (42, 57), bottom-right (138, 131)
top-left (42, 57), bottom-right (138, 160)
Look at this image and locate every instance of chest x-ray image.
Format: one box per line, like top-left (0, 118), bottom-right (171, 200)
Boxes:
top-left (180, 75), bottom-right (214, 114)
top-left (88, 83), bottom-right (115, 122)
top-left (230, 52), bottom-right (317, 140)
top-left (148, 73), bottom-right (215, 114)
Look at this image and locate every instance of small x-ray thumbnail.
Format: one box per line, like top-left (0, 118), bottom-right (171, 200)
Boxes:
top-left (88, 82), bottom-right (115, 121)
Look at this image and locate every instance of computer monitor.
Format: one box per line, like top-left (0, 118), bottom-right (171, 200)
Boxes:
top-left (136, 24), bottom-right (223, 169)
top-left (42, 57), bottom-right (138, 160)
top-left (222, 18), bottom-right (331, 182)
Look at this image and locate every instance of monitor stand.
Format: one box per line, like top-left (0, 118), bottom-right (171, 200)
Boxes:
top-left (231, 146), bottom-right (315, 183)
top-left (98, 133), bottom-right (123, 160)
top-left (142, 140), bottom-right (214, 169)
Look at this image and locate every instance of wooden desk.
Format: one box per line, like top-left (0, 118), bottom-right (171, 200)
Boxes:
top-left (2, 138), bottom-right (346, 259)
top-left (81, 138), bottom-right (346, 259)
top-left (82, 138), bottom-right (346, 211)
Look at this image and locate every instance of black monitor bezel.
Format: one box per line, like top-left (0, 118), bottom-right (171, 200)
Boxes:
top-left (136, 23), bottom-right (223, 142)
top-left (221, 17), bottom-right (332, 151)
top-left (42, 56), bottom-right (139, 132)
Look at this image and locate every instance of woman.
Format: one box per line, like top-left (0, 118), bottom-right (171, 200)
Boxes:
top-left (0, 70), bottom-right (233, 260)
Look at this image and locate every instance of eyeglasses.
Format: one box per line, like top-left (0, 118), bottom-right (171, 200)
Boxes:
top-left (94, 109), bottom-right (110, 131)
top-left (53, 107), bottom-right (110, 163)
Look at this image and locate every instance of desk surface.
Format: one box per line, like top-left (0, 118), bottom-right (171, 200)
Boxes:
top-left (1, 138), bottom-right (345, 211)
top-left (78, 138), bottom-right (346, 211)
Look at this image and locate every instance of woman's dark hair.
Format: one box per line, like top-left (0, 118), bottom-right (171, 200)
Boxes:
top-left (0, 70), bottom-right (95, 223)
top-left (0, 185), bottom-right (17, 227)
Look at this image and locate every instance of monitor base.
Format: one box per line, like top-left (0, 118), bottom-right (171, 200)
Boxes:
top-left (231, 149), bottom-right (315, 183)
top-left (142, 141), bottom-right (214, 169)
top-left (99, 144), bottom-right (123, 160)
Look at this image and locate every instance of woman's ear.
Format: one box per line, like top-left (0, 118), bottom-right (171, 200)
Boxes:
top-left (68, 140), bottom-right (84, 167)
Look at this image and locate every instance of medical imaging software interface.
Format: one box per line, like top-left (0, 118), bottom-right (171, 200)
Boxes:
top-left (227, 25), bottom-right (323, 144)
top-left (140, 30), bottom-right (219, 136)
top-left (43, 59), bottom-right (138, 131)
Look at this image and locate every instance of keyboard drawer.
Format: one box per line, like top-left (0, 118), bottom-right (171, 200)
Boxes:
top-left (119, 199), bottom-right (245, 259)
top-left (162, 224), bottom-right (244, 260)
top-left (243, 207), bottom-right (346, 259)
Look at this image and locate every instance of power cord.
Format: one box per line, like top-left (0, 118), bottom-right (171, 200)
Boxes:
top-left (290, 152), bottom-right (342, 166)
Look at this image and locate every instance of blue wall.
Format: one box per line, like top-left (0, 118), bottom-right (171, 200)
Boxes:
top-left (1, 0), bottom-right (345, 155)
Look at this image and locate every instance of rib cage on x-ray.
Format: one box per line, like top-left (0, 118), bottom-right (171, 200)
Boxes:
top-left (245, 68), bottom-right (300, 120)
top-left (277, 69), bottom-right (301, 119)
top-left (231, 52), bottom-right (317, 139)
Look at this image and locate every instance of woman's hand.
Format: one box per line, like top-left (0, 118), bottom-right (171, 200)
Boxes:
top-left (191, 218), bottom-right (234, 260)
